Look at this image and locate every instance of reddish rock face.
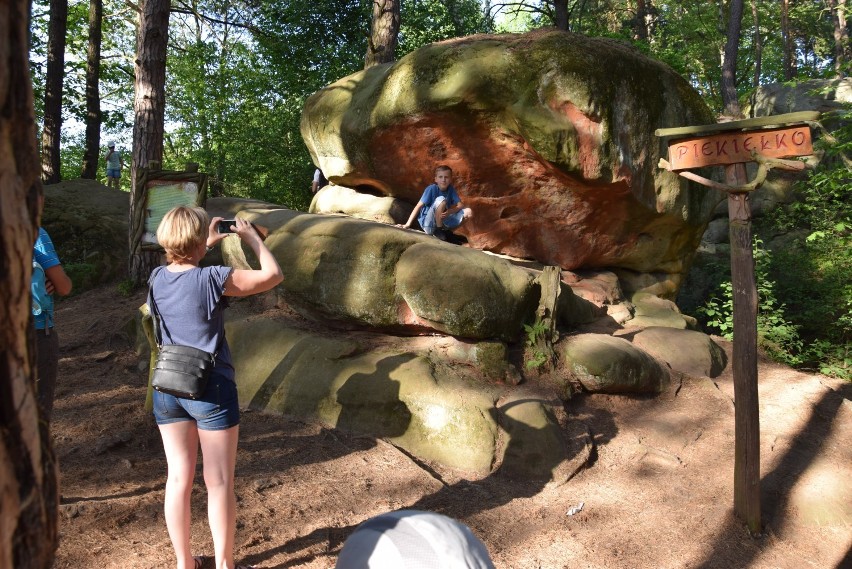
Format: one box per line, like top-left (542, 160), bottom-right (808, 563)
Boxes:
top-left (370, 113), bottom-right (666, 271)
top-left (302, 29), bottom-right (720, 296)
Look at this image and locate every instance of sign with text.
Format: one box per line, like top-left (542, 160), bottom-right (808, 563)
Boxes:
top-left (667, 126), bottom-right (812, 170)
top-left (142, 180), bottom-right (202, 246)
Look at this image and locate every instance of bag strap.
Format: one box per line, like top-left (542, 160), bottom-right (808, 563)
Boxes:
top-left (147, 266), bottom-right (225, 358)
top-left (147, 266), bottom-right (167, 349)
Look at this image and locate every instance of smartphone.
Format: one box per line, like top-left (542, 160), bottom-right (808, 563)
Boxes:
top-left (217, 219), bottom-right (237, 233)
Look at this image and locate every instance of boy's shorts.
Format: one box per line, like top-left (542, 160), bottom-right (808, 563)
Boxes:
top-left (422, 196), bottom-right (464, 235)
top-left (153, 370), bottom-right (240, 431)
top-left (106, 168), bottom-right (120, 178)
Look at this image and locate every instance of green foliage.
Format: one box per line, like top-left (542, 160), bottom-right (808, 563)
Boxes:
top-left (487, 1), bottom-right (845, 114)
top-left (63, 263), bottom-right (99, 295)
top-left (523, 317), bottom-right (549, 370)
top-left (698, 105), bottom-right (851, 380)
top-left (697, 239), bottom-right (804, 366)
top-left (763, 106), bottom-right (852, 380)
top-left (116, 279), bottom-right (137, 297)
top-left (399, 0), bottom-right (486, 53)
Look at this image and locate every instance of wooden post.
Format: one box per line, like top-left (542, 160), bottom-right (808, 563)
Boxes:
top-left (655, 112), bottom-right (817, 537)
top-left (725, 163), bottom-right (762, 535)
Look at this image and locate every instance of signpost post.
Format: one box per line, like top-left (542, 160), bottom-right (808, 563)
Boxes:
top-left (655, 111), bottom-right (818, 534)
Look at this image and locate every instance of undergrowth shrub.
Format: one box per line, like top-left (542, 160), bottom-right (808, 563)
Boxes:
top-left (696, 106), bottom-right (851, 380)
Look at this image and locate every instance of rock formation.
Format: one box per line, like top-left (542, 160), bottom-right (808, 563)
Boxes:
top-left (302, 28), bottom-right (721, 298)
top-left (40, 181), bottom-right (728, 480)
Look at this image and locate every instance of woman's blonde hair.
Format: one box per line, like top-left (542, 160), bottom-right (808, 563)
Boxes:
top-left (156, 206), bottom-right (208, 263)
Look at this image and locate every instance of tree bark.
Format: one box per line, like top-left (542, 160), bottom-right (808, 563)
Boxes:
top-left (829, 0), bottom-right (850, 75)
top-left (634, 0), bottom-right (648, 41)
top-left (81, 0), bottom-right (103, 179)
top-left (554, 0), bottom-right (568, 30)
top-left (781, 0), bottom-right (796, 80)
top-left (722, 0), bottom-right (745, 117)
top-left (751, 0), bottom-right (762, 88)
top-left (0, 0), bottom-right (60, 566)
top-left (129, 0), bottom-right (171, 284)
top-left (40, 0), bottom-right (68, 185)
top-left (364, 0), bottom-right (400, 69)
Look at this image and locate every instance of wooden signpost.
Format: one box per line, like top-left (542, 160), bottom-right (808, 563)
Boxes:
top-left (655, 111), bottom-right (819, 534)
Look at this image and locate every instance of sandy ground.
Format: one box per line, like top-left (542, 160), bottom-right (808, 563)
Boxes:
top-left (49, 284), bottom-right (851, 568)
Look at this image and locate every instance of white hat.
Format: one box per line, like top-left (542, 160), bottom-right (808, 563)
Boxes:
top-left (107, 140), bottom-right (115, 147)
top-left (336, 510), bottom-right (495, 568)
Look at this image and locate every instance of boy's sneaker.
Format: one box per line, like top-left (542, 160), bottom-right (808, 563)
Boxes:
top-left (432, 227), bottom-right (448, 241)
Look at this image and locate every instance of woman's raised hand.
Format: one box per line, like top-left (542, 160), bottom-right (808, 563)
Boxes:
top-left (207, 216), bottom-right (228, 248)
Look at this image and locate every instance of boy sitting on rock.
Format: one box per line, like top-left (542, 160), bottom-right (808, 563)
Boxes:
top-left (398, 165), bottom-right (473, 241)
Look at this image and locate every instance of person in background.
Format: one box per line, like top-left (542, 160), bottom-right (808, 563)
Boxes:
top-left (397, 165), bottom-right (473, 241)
top-left (104, 141), bottom-right (125, 190)
top-left (336, 509), bottom-right (496, 568)
top-left (33, 193), bottom-right (72, 422)
top-left (149, 207), bottom-right (282, 569)
top-left (312, 168), bottom-right (329, 194)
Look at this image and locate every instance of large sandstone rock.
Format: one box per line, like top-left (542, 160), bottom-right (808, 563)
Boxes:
top-left (309, 184), bottom-right (412, 225)
top-left (224, 313), bottom-right (587, 480)
top-left (628, 327), bottom-right (727, 378)
top-left (559, 333), bottom-right (670, 394)
top-left (222, 208), bottom-right (546, 340)
top-left (302, 29), bottom-right (719, 297)
top-left (43, 180), bottom-right (129, 290)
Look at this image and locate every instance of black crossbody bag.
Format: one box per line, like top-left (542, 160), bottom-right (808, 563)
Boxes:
top-left (147, 271), bottom-right (219, 399)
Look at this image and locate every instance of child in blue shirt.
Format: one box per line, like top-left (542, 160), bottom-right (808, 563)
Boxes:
top-left (33, 199), bottom-right (72, 421)
top-left (398, 165), bottom-right (473, 240)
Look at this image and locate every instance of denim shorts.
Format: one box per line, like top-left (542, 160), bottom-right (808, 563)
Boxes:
top-left (422, 196), bottom-right (464, 234)
top-left (153, 370), bottom-right (240, 431)
top-left (106, 168), bottom-right (120, 178)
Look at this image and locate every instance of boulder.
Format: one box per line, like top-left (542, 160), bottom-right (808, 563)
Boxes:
top-left (225, 313), bottom-right (584, 479)
top-left (559, 333), bottom-right (670, 393)
top-left (43, 180), bottom-right (129, 290)
top-left (628, 327), bottom-right (727, 378)
top-left (744, 77), bottom-right (852, 121)
top-left (627, 292), bottom-right (692, 329)
top-left (222, 208), bottom-right (541, 341)
top-left (309, 184), bottom-right (413, 225)
top-left (301, 28), bottom-right (719, 297)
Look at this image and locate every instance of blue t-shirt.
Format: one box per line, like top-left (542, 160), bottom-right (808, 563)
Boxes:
top-left (33, 228), bottom-right (61, 330)
top-left (148, 265), bottom-right (235, 380)
top-left (417, 184), bottom-right (461, 229)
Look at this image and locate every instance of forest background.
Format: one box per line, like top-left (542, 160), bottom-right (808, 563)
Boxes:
top-left (29, 0), bottom-right (851, 379)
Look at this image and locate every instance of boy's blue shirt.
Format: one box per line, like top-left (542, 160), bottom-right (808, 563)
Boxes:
top-left (33, 227), bottom-right (61, 330)
top-left (417, 184), bottom-right (460, 228)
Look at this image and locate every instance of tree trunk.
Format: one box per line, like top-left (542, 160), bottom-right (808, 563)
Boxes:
top-left (129, 0), bottom-right (171, 285)
top-left (829, 0), bottom-right (850, 75)
top-left (722, 0), bottom-right (745, 117)
top-left (364, 0), bottom-right (400, 69)
top-left (781, 0), bottom-right (796, 80)
top-left (751, 0), bottom-right (762, 88)
top-left (40, 0), bottom-right (68, 185)
top-left (81, 0), bottom-right (103, 179)
top-left (554, 0), bottom-right (568, 30)
top-left (0, 0), bottom-right (60, 566)
top-left (634, 0), bottom-right (648, 40)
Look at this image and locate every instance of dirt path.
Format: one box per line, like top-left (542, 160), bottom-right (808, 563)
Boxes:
top-left (50, 284), bottom-right (851, 568)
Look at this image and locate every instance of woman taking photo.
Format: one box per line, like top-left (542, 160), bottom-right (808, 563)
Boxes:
top-left (149, 206), bottom-right (282, 569)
